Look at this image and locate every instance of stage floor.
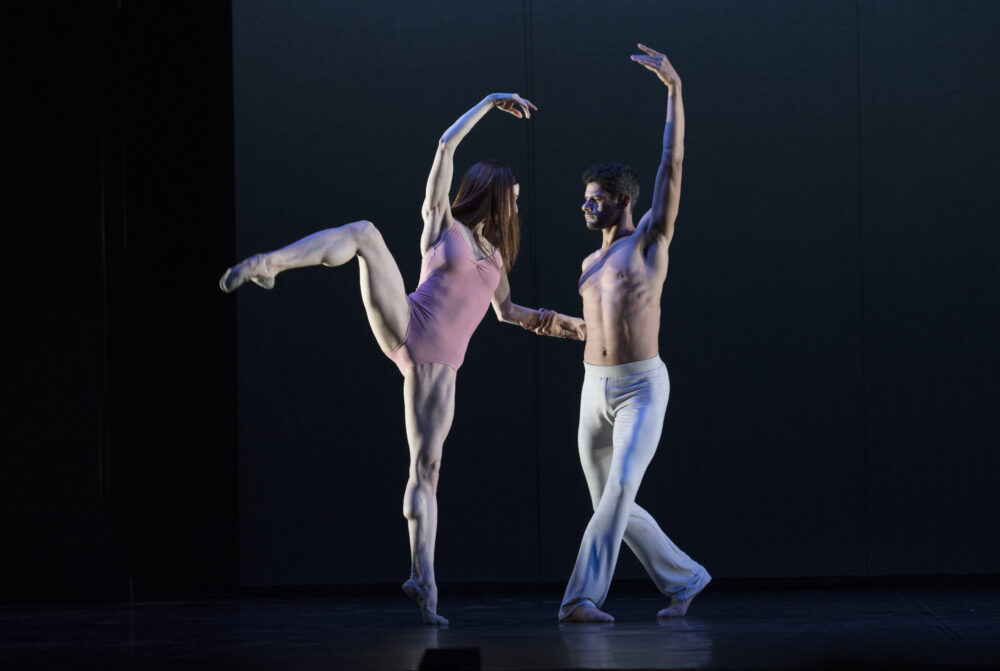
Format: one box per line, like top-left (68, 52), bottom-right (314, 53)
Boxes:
top-left (3, 583), bottom-right (998, 670)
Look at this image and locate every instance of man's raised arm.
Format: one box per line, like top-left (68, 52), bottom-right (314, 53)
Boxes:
top-left (632, 44), bottom-right (684, 246)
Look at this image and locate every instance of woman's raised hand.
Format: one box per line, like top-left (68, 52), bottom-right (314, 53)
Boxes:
top-left (491, 93), bottom-right (537, 119)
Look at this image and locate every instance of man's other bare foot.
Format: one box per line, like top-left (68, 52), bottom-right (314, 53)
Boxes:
top-left (402, 578), bottom-right (449, 625)
top-left (563, 602), bottom-right (614, 623)
top-left (657, 588), bottom-right (703, 618)
top-left (219, 254), bottom-right (275, 293)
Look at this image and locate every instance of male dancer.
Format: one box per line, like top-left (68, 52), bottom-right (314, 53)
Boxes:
top-left (541, 45), bottom-right (710, 622)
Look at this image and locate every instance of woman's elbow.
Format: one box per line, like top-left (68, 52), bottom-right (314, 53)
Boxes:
top-left (437, 138), bottom-right (455, 155)
top-left (494, 303), bottom-right (517, 324)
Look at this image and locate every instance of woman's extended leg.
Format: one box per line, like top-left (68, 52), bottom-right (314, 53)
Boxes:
top-left (219, 220), bottom-right (409, 351)
top-left (401, 363), bottom-right (456, 625)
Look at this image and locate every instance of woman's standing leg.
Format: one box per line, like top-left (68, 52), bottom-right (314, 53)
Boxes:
top-left (219, 220), bottom-right (410, 351)
top-left (401, 363), bottom-right (456, 625)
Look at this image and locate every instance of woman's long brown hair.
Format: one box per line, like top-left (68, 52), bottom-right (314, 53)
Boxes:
top-left (450, 159), bottom-right (520, 269)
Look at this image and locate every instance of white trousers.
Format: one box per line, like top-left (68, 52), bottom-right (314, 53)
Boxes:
top-left (559, 356), bottom-right (711, 620)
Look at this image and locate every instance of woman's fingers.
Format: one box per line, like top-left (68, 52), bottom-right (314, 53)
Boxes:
top-left (515, 95), bottom-right (538, 111)
top-left (496, 93), bottom-right (537, 119)
top-left (511, 95), bottom-right (535, 119)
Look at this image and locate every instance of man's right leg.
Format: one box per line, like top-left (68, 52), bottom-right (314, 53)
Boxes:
top-left (611, 364), bottom-right (711, 616)
top-left (219, 220), bottom-right (410, 351)
top-left (622, 504), bottom-right (711, 616)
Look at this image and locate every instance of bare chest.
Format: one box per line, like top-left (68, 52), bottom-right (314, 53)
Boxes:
top-left (579, 244), bottom-right (652, 309)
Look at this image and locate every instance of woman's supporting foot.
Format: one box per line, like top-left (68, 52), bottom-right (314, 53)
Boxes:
top-left (402, 578), bottom-right (449, 625)
top-left (219, 254), bottom-right (276, 293)
top-left (562, 602), bottom-right (615, 623)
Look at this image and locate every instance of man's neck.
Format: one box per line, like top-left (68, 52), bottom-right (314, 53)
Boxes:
top-left (601, 217), bottom-right (635, 250)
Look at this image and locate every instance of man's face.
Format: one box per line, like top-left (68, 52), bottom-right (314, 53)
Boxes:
top-left (581, 182), bottom-right (621, 230)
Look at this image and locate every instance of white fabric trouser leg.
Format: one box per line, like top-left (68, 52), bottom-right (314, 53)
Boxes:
top-left (559, 356), bottom-right (711, 620)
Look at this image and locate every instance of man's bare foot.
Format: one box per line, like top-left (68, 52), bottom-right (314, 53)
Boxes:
top-left (563, 602), bottom-right (614, 623)
top-left (657, 587), bottom-right (703, 618)
top-left (402, 578), bottom-right (449, 625)
top-left (219, 254), bottom-right (275, 293)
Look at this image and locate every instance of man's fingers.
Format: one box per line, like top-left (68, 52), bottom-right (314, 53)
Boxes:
top-left (632, 57), bottom-right (660, 72)
top-left (637, 43), bottom-right (661, 57)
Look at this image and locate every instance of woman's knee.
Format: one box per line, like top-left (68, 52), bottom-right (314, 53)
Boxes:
top-left (409, 450), bottom-right (442, 488)
top-left (348, 219), bottom-right (381, 245)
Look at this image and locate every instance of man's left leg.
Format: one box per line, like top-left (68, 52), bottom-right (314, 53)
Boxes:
top-left (559, 367), bottom-right (617, 622)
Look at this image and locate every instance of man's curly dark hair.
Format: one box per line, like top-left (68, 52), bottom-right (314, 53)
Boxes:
top-left (582, 163), bottom-right (640, 214)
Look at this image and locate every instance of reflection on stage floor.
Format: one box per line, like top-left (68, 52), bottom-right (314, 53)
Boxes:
top-left (2, 583), bottom-right (998, 669)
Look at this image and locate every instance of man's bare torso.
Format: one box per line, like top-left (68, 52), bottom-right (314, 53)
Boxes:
top-left (579, 230), bottom-right (669, 366)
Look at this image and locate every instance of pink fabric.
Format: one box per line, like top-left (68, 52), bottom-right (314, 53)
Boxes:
top-left (384, 225), bottom-right (502, 373)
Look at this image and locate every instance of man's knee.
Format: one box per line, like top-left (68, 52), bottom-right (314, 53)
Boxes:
top-left (603, 475), bottom-right (638, 504)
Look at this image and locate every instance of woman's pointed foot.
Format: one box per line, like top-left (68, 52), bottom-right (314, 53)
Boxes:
top-left (219, 254), bottom-right (275, 293)
top-left (402, 578), bottom-right (449, 625)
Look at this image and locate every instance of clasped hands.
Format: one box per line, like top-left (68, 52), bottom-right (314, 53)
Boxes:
top-left (522, 309), bottom-right (586, 341)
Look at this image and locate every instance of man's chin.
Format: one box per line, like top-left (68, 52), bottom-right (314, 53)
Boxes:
top-left (585, 218), bottom-right (601, 230)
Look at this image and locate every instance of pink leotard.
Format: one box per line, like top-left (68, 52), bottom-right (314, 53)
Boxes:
top-left (384, 224), bottom-right (502, 373)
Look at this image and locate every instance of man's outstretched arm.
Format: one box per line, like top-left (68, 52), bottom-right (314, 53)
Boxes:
top-left (632, 44), bottom-right (684, 247)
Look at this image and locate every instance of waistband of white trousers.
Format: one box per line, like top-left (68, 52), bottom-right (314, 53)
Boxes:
top-left (583, 355), bottom-right (663, 378)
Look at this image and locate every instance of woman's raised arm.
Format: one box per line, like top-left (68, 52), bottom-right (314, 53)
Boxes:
top-left (420, 93), bottom-right (536, 254)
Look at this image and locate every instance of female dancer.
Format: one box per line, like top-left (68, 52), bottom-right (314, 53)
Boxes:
top-left (220, 93), bottom-right (584, 624)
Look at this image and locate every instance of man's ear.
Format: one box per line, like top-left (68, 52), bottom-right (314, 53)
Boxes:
top-left (618, 194), bottom-right (631, 211)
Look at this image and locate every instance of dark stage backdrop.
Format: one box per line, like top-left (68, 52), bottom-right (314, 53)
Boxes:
top-left (8, 1), bottom-right (237, 602)
top-left (232, 1), bottom-right (1000, 588)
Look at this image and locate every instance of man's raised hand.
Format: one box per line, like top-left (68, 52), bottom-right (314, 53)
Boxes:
top-left (630, 44), bottom-right (680, 88)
